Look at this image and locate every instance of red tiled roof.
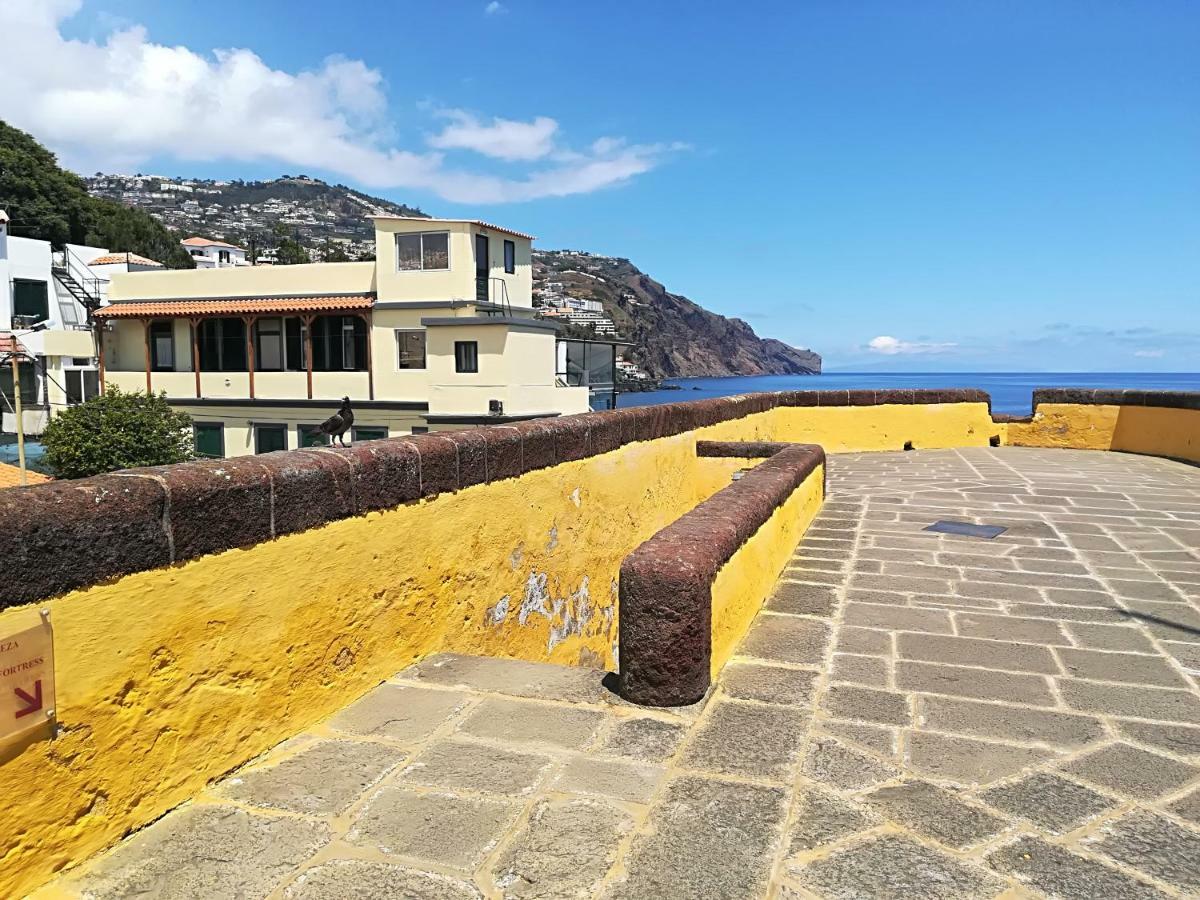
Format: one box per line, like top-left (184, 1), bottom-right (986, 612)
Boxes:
top-left (0, 334), bottom-right (28, 354)
top-left (89, 252), bottom-right (164, 267)
top-left (96, 295), bottom-right (375, 318)
top-left (181, 236), bottom-right (243, 249)
top-left (0, 462), bottom-right (51, 489)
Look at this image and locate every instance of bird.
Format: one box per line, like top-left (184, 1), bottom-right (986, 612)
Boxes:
top-left (316, 397), bottom-right (354, 447)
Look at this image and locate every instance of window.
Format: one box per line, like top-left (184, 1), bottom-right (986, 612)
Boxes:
top-left (411, 426), bottom-right (429, 435)
top-left (395, 231), bottom-right (450, 271)
top-left (13, 279), bottom-right (49, 322)
top-left (255, 317), bottom-right (307, 371)
top-left (503, 239), bottom-right (516, 274)
top-left (396, 330), bottom-right (426, 369)
top-left (65, 369), bottom-right (100, 406)
top-left (198, 318), bottom-right (247, 371)
top-left (193, 423), bottom-right (225, 459)
top-left (218, 250), bottom-right (230, 264)
top-left (254, 424), bottom-right (287, 454)
top-left (352, 426), bottom-right (387, 442)
top-left (454, 340), bottom-right (479, 373)
top-left (150, 321), bottom-right (175, 371)
top-left (298, 424), bottom-right (328, 448)
top-left (311, 316), bottom-right (366, 371)
top-left (0, 361), bottom-right (38, 406)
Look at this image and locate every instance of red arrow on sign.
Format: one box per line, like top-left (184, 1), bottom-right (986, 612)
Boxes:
top-left (14, 680), bottom-right (43, 719)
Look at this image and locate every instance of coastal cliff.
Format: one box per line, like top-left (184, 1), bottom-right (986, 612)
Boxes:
top-left (535, 250), bottom-right (821, 379)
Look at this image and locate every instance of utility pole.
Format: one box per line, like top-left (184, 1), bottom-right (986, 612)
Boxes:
top-left (9, 352), bottom-right (26, 486)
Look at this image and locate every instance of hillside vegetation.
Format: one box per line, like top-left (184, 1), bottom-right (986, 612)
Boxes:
top-left (0, 121), bottom-right (194, 267)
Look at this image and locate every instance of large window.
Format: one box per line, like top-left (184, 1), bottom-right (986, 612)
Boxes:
top-left (254, 317), bottom-right (307, 371)
top-left (0, 361), bottom-right (38, 406)
top-left (352, 425), bottom-right (387, 442)
top-left (65, 369), bottom-right (100, 406)
top-left (311, 316), bottom-right (367, 371)
top-left (193, 422), bottom-right (225, 459)
top-left (298, 424), bottom-right (328, 448)
top-left (254, 424), bottom-right (287, 454)
top-left (503, 239), bottom-right (516, 274)
top-left (396, 231), bottom-right (450, 271)
top-left (150, 321), bottom-right (175, 371)
top-left (198, 318), bottom-right (247, 371)
top-left (455, 340), bottom-right (479, 374)
top-left (13, 279), bottom-right (49, 322)
top-left (396, 330), bottom-right (426, 370)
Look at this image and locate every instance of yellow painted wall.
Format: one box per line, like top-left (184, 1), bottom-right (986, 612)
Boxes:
top-left (771, 402), bottom-right (998, 451)
top-left (710, 463), bottom-right (825, 676)
top-left (1008, 403), bottom-right (1200, 463)
top-left (108, 261), bottom-right (375, 301)
top-left (0, 410), bottom-right (771, 898)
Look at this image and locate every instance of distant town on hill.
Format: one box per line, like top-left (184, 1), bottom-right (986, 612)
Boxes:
top-left (84, 172), bottom-right (820, 378)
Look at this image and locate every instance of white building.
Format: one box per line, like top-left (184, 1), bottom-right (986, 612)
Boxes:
top-left (0, 211), bottom-right (134, 435)
top-left (181, 236), bottom-right (249, 268)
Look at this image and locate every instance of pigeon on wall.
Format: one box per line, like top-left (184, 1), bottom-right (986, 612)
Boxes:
top-left (316, 397), bottom-right (354, 447)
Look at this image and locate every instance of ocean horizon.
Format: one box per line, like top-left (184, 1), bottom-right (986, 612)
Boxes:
top-left (618, 372), bottom-right (1200, 416)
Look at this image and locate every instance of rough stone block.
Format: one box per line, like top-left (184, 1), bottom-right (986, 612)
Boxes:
top-left (824, 684), bottom-right (910, 725)
top-left (801, 835), bottom-right (1004, 900)
top-left (156, 457), bottom-right (273, 560)
top-left (843, 603), bottom-right (953, 634)
top-left (457, 697), bottom-right (604, 750)
top-left (404, 653), bottom-right (611, 704)
top-left (738, 614), bottom-right (831, 665)
top-left (898, 632), bottom-right (1060, 674)
top-left (261, 449), bottom-right (356, 534)
top-left (1058, 678), bottom-right (1200, 723)
top-left (678, 699), bottom-right (807, 780)
top-left (284, 860), bottom-right (481, 900)
top-left (768, 581), bottom-right (838, 617)
top-left (863, 780), bottom-right (1008, 848)
top-left (218, 739), bottom-right (403, 816)
top-left (918, 696), bottom-right (1105, 748)
top-left (328, 684), bottom-right (468, 742)
top-left (595, 717), bottom-right (686, 762)
top-left (907, 731), bottom-right (1056, 785)
top-left (720, 662), bottom-right (817, 705)
top-left (1115, 720), bottom-right (1200, 757)
top-left (480, 426), bottom-right (524, 482)
top-left (784, 786), bottom-right (878, 855)
top-left (1056, 647), bottom-right (1188, 688)
top-left (348, 786), bottom-right (520, 869)
top-left (551, 756), bottom-right (664, 803)
top-left (897, 660), bottom-right (1055, 706)
top-left (400, 739), bottom-right (552, 796)
top-left (801, 736), bottom-right (897, 790)
top-left (831, 653), bottom-right (890, 687)
top-left (492, 798), bottom-right (632, 898)
top-left (1062, 742), bottom-right (1199, 799)
top-left (988, 836), bottom-right (1165, 900)
top-left (981, 773), bottom-right (1115, 833)
top-left (1088, 811), bottom-right (1200, 893)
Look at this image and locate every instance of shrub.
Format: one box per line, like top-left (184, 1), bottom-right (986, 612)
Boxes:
top-left (41, 388), bottom-right (195, 478)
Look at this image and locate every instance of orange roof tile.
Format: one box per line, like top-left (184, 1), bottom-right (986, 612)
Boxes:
top-left (96, 294), bottom-right (375, 318)
top-left (181, 236), bottom-right (244, 249)
top-left (89, 252), bottom-right (164, 267)
top-left (0, 462), bottom-right (51, 489)
top-left (0, 334), bottom-right (28, 355)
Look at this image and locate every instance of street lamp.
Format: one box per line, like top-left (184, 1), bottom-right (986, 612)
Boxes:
top-left (1, 323), bottom-right (48, 486)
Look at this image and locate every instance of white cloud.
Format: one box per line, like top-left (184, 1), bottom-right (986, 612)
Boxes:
top-left (429, 111), bottom-right (557, 161)
top-left (0, 1), bottom-right (677, 203)
top-left (867, 335), bottom-right (958, 355)
top-left (484, 1), bottom-right (507, 14)
top-left (1133, 349), bottom-right (1165, 358)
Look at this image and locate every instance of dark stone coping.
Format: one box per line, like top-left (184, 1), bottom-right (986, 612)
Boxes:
top-left (1032, 389), bottom-right (1200, 411)
top-left (0, 389), bottom-right (981, 610)
top-left (617, 441), bottom-right (826, 707)
top-left (164, 398), bottom-right (429, 411)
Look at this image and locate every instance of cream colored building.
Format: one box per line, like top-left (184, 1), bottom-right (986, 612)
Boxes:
top-left (99, 217), bottom-right (591, 457)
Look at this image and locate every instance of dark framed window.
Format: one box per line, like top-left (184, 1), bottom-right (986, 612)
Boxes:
top-left (298, 424), bottom-right (329, 448)
top-left (395, 231), bottom-right (450, 271)
top-left (0, 361), bottom-right (38, 406)
top-left (352, 426), bottom-right (387, 442)
top-left (454, 340), bottom-right (479, 374)
top-left (13, 279), bottom-right (49, 321)
top-left (193, 422), bottom-right (225, 459)
top-left (411, 426), bottom-right (429, 435)
top-left (198, 318), bottom-right (247, 371)
top-left (503, 239), bottom-right (515, 274)
top-left (396, 330), bottom-right (426, 369)
top-left (254, 424), bottom-right (287, 454)
top-left (149, 321), bottom-right (175, 371)
top-left (218, 250), bottom-right (230, 264)
top-left (65, 369), bottom-right (100, 406)
top-left (311, 316), bottom-right (367, 371)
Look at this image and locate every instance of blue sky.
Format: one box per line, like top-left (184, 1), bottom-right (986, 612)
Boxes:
top-left (2, 1), bottom-right (1197, 370)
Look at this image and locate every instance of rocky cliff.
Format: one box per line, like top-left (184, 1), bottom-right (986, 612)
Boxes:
top-left (534, 250), bottom-right (821, 379)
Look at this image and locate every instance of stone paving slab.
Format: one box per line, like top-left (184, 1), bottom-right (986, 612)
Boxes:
top-left (44, 448), bottom-right (1200, 899)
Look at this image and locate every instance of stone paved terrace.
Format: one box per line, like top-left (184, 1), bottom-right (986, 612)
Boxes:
top-left (39, 448), bottom-right (1200, 900)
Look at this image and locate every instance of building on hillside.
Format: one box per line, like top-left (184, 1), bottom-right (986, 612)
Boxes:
top-left (0, 211), bottom-right (122, 436)
top-left (99, 217), bottom-right (604, 456)
top-left (181, 236), bottom-right (249, 268)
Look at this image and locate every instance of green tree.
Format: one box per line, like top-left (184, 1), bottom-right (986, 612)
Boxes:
top-left (274, 235), bottom-right (311, 265)
top-left (0, 120), bottom-right (195, 268)
top-left (321, 239), bottom-right (351, 262)
top-left (41, 388), bottom-right (195, 479)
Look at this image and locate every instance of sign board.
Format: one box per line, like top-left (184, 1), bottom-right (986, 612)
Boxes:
top-left (0, 611), bottom-right (55, 745)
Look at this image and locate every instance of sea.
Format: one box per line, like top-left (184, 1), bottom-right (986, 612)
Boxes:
top-left (617, 373), bottom-right (1200, 417)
